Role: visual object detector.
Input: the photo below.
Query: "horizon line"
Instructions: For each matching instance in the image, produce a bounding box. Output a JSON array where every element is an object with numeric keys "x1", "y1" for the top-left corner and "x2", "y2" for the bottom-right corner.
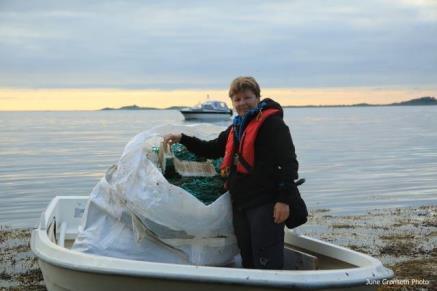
[{"x1": 1, "y1": 87, "x2": 436, "y2": 111}]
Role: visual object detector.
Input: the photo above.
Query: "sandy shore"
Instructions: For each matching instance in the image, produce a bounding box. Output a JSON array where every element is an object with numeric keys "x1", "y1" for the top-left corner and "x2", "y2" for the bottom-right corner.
[{"x1": 1, "y1": 205, "x2": 435, "y2": 291}]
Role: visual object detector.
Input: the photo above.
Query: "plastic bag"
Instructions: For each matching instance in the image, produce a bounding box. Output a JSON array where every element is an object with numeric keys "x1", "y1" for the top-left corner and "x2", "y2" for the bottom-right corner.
[{"x1": 72, "y1": 124, "x2": 239, "y2": 266}]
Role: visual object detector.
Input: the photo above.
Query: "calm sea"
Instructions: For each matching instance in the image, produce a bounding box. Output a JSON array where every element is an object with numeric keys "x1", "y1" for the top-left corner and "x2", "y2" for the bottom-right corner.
[{"x1": 1, "y1": 107, "x2": 437, "y2": 228}]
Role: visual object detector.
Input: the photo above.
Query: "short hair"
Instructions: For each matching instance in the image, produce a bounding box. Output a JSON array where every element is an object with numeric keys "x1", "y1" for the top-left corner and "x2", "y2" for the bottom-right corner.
[{"x1": 228, "y1": 76, "x2": 261, "y2": 99}]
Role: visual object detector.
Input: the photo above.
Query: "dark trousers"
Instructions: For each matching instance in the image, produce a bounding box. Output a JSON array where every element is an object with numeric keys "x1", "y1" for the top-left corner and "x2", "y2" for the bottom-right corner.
[{"x1": 232, "y1": 203, "x2": 285, "y2": 269}]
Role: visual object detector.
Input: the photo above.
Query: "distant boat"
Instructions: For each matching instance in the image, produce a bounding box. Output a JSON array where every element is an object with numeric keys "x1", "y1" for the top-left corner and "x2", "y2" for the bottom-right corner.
[
  {"x1": 31, "y1": 196, "x2": 393, "y2": 291},
  {"x1": 180, "y1": 100, "x2": 233, "y2": 121}
]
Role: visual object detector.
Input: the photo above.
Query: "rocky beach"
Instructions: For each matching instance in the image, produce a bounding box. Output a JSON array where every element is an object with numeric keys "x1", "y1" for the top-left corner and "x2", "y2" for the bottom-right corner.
[
  {"x1": 297, "y1": 205, "x2": 436, "y2": 290},
  {"x1": 1, "y1": 205, "x2": 435, "y2": 291}
]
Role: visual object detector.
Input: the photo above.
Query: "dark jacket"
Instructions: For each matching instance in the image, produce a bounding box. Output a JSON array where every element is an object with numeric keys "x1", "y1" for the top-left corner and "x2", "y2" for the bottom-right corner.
[{"x1": 180, "y1": 98, "x2": 300, "y2": 210}]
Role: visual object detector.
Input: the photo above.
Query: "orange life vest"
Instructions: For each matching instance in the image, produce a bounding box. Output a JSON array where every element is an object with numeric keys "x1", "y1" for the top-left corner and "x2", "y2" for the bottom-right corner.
[{"x1": 220, "y1": 108, "x2": 281, "y2": 177}]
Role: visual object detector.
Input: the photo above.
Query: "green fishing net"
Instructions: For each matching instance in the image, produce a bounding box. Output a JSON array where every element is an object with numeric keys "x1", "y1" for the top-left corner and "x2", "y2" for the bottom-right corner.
[{"x1": 162, "y1": 144, "x2": 226, "y2": 205}]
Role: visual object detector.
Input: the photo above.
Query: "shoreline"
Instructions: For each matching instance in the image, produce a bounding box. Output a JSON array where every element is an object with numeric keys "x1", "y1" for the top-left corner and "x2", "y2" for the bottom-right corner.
[{"x1": 1, "y1": 205, "x2": 435, "y2": 291}]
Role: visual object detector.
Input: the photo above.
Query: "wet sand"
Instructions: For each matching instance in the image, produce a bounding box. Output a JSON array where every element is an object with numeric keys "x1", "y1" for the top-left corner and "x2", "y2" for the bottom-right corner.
[{"x1": 1, "y1": 205, "x2": 435, "y2": 291}]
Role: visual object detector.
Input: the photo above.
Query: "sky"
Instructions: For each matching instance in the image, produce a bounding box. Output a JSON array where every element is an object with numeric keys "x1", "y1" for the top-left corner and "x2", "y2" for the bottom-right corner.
[{"x1": 0, "y1": 0, "x2": 436, "y2": 110}]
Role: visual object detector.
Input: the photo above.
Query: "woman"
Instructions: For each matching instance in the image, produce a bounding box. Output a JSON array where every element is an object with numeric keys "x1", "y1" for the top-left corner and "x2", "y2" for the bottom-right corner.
[{"x1": 164, "y1": 76, "x2": 300, "y2": 269}]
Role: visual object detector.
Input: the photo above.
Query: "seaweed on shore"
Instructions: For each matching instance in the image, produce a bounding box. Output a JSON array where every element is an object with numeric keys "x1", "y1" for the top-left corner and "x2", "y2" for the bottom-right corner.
[{"x1": 0, "y1": 227, "x2": 46, "y2": 291}]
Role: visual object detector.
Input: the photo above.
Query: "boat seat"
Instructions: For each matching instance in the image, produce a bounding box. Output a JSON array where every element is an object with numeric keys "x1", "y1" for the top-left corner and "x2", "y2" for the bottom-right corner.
[{"x1": 58, "y1": 222, "x2": 67, "y2": 248}]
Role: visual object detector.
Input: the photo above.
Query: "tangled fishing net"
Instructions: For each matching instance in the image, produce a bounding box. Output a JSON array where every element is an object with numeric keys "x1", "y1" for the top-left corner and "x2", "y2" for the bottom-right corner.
[{"x1": 162, "y1": 143, "x2": 226, "y2": 205}]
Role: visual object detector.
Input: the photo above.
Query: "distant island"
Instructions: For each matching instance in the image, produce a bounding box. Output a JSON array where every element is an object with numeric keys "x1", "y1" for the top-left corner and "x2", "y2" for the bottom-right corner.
[
  {"x1": 100, "y1": 96, "x2": 436, "y2": 110},
  {"x1": 390, "y1": 96, "x2": 437, "y2": 106},
  {"x1": 101, "y1": 104, "x2": 186, "y2": 111},
  {"x1": 283, "y1": 96, "x2": 437, "y2": 108},
  {"x1": 101, "y1": 105, "x2": 158, "y2": 111}
]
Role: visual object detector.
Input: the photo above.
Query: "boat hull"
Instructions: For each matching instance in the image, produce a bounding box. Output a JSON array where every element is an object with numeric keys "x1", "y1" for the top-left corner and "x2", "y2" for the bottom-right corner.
[
  {"x1": 180, "y1": 111, "x2": 232, "y2": 121},
  {"x1": 37, "y1": 258, "x2": 377, "y2": 291}
]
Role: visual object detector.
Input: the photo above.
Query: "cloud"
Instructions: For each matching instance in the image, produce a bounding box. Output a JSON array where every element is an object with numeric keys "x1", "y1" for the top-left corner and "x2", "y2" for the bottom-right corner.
[
  {"x1": 398, "y1": 0, "x2": 437, "y2": 21},
  {"x1": 0, "y1": 0, "x2": 436, "y2": 89}
]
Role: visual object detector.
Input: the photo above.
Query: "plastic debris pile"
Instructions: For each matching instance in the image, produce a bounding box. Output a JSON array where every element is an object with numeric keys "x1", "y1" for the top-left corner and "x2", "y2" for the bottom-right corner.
[{"x1": 72, "y1": 124, "x2": 238, "y2": 266}]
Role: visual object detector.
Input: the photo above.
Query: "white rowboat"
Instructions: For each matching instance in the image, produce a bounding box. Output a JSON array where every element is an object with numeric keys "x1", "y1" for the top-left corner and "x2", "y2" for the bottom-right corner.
[{"x1": 31, "y1": 196, "x2": 393, "y2": 291}]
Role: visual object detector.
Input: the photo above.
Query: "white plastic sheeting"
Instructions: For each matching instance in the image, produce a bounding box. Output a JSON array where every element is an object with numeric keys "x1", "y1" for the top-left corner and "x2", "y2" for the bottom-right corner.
[{"x1": 72, "y1": 124, "x2": 239, "y2": 266}]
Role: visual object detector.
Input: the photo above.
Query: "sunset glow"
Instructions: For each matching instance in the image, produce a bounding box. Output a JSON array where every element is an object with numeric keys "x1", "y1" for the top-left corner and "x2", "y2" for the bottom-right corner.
[{"x1": 0, "y1": 87, "x2": 435, "y2": 111}]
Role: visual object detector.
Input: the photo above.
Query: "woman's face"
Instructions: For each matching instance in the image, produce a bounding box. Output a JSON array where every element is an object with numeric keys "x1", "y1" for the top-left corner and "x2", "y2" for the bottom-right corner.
[{"x1": 231, "y1": 89, "x2": 260, "y2": 116}]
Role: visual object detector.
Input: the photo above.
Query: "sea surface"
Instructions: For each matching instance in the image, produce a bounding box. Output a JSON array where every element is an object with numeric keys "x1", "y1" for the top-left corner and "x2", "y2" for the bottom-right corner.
[{"x1": 1, "y1": 107, "x2": 437, "y2": 228}]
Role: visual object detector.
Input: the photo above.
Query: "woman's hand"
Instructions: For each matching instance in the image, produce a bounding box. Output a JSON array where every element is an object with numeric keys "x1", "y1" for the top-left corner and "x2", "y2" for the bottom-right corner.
[
  {"x1": 273, "y1": 202, "x2": 290, "y2": 224},
  {"x1": 163, "y1": 133, "x2": 182, "y2": 146}
]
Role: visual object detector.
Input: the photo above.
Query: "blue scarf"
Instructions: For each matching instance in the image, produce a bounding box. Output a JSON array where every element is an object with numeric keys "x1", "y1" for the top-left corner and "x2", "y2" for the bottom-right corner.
[{"x1": 232, "y1": 101, "x2": 267, "y2": 142}]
